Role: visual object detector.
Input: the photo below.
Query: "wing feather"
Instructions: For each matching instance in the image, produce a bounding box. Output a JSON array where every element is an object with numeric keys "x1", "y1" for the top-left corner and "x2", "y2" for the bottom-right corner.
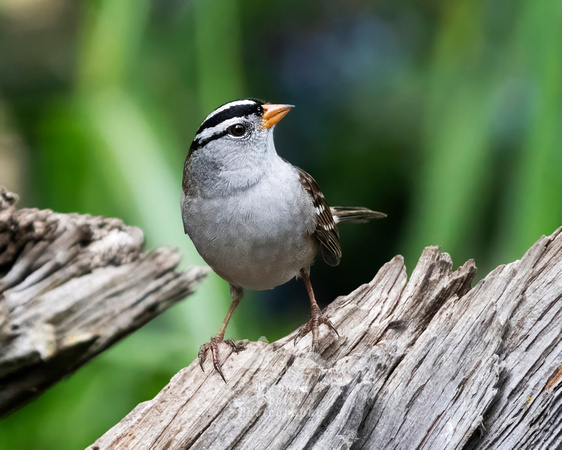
[{"x1": 295, "y1": 166, "x2": 341, "y2": 267}]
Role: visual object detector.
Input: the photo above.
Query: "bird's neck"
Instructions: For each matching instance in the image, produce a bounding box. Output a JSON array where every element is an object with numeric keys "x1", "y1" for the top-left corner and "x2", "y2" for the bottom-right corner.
[{"x1": 184, "y1": 145, "x2": 282, "y2": 199}]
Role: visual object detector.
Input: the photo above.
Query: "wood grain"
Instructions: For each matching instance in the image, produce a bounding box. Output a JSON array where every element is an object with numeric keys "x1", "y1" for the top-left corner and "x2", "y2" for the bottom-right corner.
[
  {"x1": 0, "y1": 189, "x2": 207, "y2": 417},
  {"x1": 90, "y1": 223, "x2": 562, "y2": 449}
]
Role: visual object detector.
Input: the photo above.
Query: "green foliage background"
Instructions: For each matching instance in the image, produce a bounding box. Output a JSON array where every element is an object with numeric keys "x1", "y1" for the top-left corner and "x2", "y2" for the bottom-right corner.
[{"x1": 0, "y1": 0, "x2": 560, "y2": 447}]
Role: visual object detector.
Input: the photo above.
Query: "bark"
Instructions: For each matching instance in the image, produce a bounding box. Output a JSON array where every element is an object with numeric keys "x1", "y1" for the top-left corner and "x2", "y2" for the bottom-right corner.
[
  {"x1": 0, "y1": 189, "x2": 207, "y2": 417},
  {"x1": 91, "y1": 226, "x2": 562, "y2": 450}
]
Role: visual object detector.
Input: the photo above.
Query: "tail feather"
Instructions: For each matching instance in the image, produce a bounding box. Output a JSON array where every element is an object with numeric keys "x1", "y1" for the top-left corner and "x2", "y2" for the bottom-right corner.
[{"x1": 331, "y1": 206, "x2": 387, "y2": 224}]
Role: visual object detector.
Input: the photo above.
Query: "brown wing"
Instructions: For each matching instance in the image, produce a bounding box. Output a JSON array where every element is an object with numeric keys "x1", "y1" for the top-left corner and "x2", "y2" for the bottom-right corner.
[{"x1": 295, "y1": 166, "x2": 342, "y2": 267}]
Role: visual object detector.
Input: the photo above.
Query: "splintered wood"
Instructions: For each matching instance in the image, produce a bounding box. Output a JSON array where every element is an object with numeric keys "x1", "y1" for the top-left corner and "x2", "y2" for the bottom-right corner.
[
  {"x1": 0, "y1": 189, "x2": 207, "y2": 417},
  {"x1": 91, "y1": 224, "x2": 562, "y2": 449}
]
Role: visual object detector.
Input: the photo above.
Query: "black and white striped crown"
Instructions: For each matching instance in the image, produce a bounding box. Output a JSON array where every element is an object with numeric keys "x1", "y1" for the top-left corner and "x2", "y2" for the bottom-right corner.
[{"x1": 190, "y1": 99, "x2": 265, "y2": 151}]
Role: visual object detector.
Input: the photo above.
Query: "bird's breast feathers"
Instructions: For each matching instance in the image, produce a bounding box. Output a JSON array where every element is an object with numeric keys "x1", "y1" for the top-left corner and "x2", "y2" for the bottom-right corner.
[{"x1": 182, "y1": 165, "x2": 317, "y2": 289}]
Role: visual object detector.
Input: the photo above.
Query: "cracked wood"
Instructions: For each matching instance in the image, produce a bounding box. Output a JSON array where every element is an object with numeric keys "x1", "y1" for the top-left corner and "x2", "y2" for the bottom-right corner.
[
  {"x1": 0, "y1": 189, "x2": 207, "y2": 417},
  {"x1": 90, "y1": 226, "x2": 562, "y2": 449}
]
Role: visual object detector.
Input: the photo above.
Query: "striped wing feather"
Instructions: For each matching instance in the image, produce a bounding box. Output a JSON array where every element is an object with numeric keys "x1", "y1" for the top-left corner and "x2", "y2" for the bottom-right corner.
[{"x1": 295, "y1": 166, "x2": 342, "y2": 267}]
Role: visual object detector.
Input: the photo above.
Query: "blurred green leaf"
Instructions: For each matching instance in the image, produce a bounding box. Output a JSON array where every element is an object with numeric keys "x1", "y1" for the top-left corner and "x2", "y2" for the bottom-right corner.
[
  {"x1": 402, "y1": 0, "x2": 497, "y2": 269},
  {"x1": 495, "y1": 0, "x2": 562, "y2": 264}
]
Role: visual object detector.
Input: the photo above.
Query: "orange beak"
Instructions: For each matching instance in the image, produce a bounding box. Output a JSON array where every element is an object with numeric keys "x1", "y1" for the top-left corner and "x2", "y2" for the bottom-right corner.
[{"x1": 261, "y1": 104, "x2": 293, "y2": 129}]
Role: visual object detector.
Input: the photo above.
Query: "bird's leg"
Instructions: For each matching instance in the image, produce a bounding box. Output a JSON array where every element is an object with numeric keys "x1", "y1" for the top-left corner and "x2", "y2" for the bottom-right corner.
[
  {"x1": 295, "y1": 269, "x2": 338, "y2": 351},
  {"x1": 198, "y1": 285, "x2": 244, "y2": 382}
]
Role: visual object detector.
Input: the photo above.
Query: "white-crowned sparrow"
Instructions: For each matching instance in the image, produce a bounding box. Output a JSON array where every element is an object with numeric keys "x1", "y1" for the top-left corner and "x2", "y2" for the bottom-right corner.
[{"x1": 182, "y1": 99, "x2": 386, "y2": 381}]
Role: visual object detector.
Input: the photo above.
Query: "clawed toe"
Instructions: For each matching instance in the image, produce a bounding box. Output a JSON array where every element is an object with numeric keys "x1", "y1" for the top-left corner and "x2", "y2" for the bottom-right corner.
[
  {"x1": 198, "y1": 336, "x2": 243, "y2": 383},
  {"x1": 224, "y1": 338, "x2": 244, "y2": 353},
  {"x1": 294, "y1": 310, "x2": 338, "y2": 350}
]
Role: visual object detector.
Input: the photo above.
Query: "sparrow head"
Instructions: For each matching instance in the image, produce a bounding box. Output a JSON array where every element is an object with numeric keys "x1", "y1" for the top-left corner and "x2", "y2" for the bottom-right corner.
[
  {"x1": 188, "y1": 99, "x2": 293, "y2": 158},
  {"x1": 183, "y1": 99, "x2": 293, "y2": 195}
]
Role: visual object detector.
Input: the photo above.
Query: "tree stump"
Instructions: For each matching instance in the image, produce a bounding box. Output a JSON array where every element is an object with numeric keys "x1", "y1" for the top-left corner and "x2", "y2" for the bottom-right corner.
[
  {"x1": 90, "y1": 227, "x2": 562, "y2": 450},
  {"x1": 0, "y1": 189, "x2": 207, "y2": 417}
]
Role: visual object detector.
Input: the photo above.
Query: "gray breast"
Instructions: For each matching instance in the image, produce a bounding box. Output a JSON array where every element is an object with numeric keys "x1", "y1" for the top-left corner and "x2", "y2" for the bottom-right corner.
[{"x1": 182, "y1": 162, "x2": 318, "y2": 290}]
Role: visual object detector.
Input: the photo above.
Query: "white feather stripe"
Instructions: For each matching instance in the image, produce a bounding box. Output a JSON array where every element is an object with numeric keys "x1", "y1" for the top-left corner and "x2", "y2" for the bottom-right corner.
[
  {"x1": 203, "y1": 99, "x2": 257, "y2": 122},
  {"x1": 195, "y1": 117, "x2": 246, "y2": 142}
]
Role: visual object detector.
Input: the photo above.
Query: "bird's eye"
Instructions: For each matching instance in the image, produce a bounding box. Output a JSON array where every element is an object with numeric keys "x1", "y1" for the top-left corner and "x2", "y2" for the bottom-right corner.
[{"x1": 228, "y1": 123, "x2": 247, "y2": 137}]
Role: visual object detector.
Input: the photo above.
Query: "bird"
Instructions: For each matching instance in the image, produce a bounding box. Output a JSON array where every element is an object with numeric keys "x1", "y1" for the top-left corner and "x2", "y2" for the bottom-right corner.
[{"x1": 181, "y1": 99, "x2": 386, "y2": 381}]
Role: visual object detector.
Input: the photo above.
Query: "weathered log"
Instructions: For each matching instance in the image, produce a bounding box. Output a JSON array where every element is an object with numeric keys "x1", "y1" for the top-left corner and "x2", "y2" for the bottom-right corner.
[
  {"x1": 90, "y1": 227, "x2": 562, "y2": 450},
  {"x1": 0, "y1": 189, "x2": 207, "y2": 417}
]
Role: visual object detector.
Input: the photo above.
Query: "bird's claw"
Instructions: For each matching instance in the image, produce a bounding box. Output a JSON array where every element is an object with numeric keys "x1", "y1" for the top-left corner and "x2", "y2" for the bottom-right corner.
[
  {"x1": 294, "y1": 309, "x2": 338, "y2": 350},
  {"x1": 198, "y1": 336, "x2": 243, "y2": 383}
]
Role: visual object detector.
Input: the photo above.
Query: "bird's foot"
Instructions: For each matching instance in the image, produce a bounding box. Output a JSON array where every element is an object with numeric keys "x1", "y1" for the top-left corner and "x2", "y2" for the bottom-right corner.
[
  {"x1": 294, "y1": 307, "x2": 338, "y2": 351},
  {"x1": 198, "y1": 335, "x2": 243, "y2": 383}
]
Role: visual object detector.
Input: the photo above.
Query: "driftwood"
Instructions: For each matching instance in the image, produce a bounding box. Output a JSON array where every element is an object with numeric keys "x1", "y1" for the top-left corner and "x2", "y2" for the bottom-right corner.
[
  {"x1": 91, "y1": 227, "x2": 562, "y2": 450},
  {"x1": 0, "y1": 190, "x2": 207, "y2": 417}
]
